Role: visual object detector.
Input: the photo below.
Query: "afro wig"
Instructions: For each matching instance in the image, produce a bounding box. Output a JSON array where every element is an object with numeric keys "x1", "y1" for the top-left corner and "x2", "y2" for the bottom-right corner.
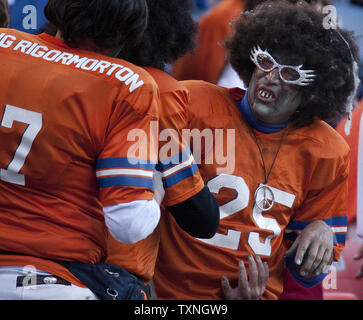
[
  {"x1": 119, "y1": 0, "x2": 197, "y2": 70},
  {"x1": 225, "y1": 0, "x2": 360, "y2": 126},
  {"x1": 45, "y1": 0, "x2": 148, "y2": 52}
]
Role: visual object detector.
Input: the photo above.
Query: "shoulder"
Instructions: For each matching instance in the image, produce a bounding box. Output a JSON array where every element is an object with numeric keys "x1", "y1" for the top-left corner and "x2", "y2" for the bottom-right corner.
[
  {"x1": 144, "y1": 67, "x2": 186, "y2": 95},
  {"x1": 109, "y1": 59, "x2": 159, "y2": 117},
  {"x1": 181, "y1": 80, "x2": 243, "y2": 119},
  {"x1": 144, "y1": 67, "x2": 190, "y2": 119},
  {"x1": 293, "y1": 119, "x2": 350, "y2": 159},
  {"x1": 1, "y1": 30, "x2": 159, "y2": 118}
]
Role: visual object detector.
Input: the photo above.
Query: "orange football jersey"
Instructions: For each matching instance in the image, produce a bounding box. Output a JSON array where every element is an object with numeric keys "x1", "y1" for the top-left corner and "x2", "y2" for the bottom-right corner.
[
  {"x1": 154, "y1": 81, "x2": 349, "y2": 299},
  {"x1": 0, "y1": 29, "x2": 160, "y2": 286},
  {"x1": 105, "y1": 67, "x2": 205, "y2": 282}
]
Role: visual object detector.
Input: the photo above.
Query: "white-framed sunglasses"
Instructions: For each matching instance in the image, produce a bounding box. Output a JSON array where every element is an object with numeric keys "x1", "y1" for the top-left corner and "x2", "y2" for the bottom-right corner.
[{"x1": 250, "y1": 45, "x2": 316, "y2": 86}]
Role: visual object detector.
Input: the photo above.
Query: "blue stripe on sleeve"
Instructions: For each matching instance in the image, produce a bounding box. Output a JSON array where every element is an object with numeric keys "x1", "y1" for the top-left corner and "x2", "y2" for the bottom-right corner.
[
  {"x1": 96, "y1": 157, "x2": 156, "y2": 170},
  {"x1": 156, "y1": 148, "x2": 192, "y2": 172},
  {"x1": 162, "y1": 162, "x2": 199, "y2": 189},
  {"x1": 334, "y1": 233, "x2": 346, "y2": 244},
  {"x1": 286, "y1": 220, "x2": 310, "y2": 230},
  {"x1": 323, "y1": 216, "x2": 348, "y2": 227},
  {"x1": 287, "y1": 216, "x2": 348, "y2": 231},
  {"x1": 97, "y1": 176, "x2": 154, "y2": 190},
  {"x1": 285, "y1": 251, "x2": 329, "y2": 288},
  {"x1": 284, "y1": 232, "x2": 346, "y2": 245}
]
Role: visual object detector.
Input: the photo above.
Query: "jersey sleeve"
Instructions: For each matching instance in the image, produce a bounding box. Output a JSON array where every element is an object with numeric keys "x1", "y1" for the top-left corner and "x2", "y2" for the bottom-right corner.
[
  {"x1": 96, "y1": 83, "x2": 160, "y2": 207},
  {"x1": 284, "y1": 147, "x2": 349, "y2": 262},
  {"x1": 156, "y1": 88, "x2": 204, "y2": 207}
]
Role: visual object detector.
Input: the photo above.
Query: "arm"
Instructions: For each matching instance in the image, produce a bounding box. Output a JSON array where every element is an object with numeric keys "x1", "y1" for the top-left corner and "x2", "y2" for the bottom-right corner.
[
  {"x1": 166, "y1": 185, "x2": 220, "y2": 239},
  {"x1": 153, "y1": 166, "x2": 220, "y2": 239},
  {"x1": 283, "y1": 147, "x2": 349, "y2": 287},
  {"x1": 153, "y1": 82, "x2": 220, "y2": 239},
  {"x1": 103, "y1": 199, "x2": 160, "y2": 244},
  {"x1": 285, "y1": 220, "x2": 334, "y2": 277},
  {"x1": 97, "y1": 77, "x2": 161, "y2": 244}
]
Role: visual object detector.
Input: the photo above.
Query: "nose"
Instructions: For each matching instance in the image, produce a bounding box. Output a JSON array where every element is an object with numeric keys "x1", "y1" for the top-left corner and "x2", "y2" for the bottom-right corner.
[{"x1": 264, "y1": 68, "x2": 280, "y2": 83}]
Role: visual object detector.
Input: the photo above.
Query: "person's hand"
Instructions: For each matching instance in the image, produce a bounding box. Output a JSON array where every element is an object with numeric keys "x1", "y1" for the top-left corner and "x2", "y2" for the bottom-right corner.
[
  {"x1": 152, "y1": 170, "x2": 165, "y2": 205},
  {"x1": 353, "y1": 242, "x2": 363, "y2": 279},
  {"x1": 285, "y1": 220, "x2": 334, "y2": 278},
  {"x1": 221, "y1": 254, "x2": 269, "y2": 300}
]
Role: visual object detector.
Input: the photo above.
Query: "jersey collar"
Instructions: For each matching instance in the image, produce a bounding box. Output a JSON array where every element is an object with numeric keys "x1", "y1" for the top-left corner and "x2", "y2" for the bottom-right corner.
[{"x1": 237, "y1": 90, "x2": 291, "y2": 134}]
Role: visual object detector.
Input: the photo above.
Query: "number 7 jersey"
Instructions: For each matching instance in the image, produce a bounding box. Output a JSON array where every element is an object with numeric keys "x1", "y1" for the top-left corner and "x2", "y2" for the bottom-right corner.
[
  {"x1": 154, "y1": 81, "x2": 349, "y2": 300},
  {"x1": 0, "y1": 29, "x2": 160, "y2": 285}
]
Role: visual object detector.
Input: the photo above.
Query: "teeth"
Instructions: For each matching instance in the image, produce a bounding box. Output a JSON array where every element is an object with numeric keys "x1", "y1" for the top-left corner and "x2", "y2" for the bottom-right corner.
[{"x1": 259, "y1": 89, "x2": 273, "y2": 99}]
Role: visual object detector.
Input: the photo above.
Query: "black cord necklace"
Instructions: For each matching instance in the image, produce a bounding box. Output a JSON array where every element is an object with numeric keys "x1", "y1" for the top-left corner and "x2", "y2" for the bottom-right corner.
[{"x1": 250, "y1": 127, "x2": 290, "y2": 211}]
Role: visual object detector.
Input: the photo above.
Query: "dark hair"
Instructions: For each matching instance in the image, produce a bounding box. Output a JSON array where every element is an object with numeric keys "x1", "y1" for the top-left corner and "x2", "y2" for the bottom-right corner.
[
  {"x1": 244, "y1": 0, "x2": 334, "y2": 11},
  {"x1": 118, "y1": 0, "x2": 197, "y2": 70},
  {"x1": 0, "y1": 0, "x2": 9, "y2": 28},
  {"x1": 44, "y1": 0, "x2": 148, "y2": 52},
  {"x1": 225, "y1": 0, "x2": 360, "y2": 126}
]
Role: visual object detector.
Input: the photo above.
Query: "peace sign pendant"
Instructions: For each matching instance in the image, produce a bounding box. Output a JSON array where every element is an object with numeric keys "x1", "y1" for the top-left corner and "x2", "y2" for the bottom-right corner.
[{"x1": 254, "y1": 184, "x2": 275, "y2": 211}]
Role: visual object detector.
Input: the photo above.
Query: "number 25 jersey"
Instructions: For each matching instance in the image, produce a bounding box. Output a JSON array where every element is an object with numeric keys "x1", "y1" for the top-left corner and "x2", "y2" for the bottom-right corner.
[{"x1": 154, "y1": 81, "x2": 349, "y2": 300}]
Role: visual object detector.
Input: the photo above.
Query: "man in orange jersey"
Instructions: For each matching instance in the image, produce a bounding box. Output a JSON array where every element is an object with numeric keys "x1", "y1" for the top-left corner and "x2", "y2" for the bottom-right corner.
[
  {"x1": 0, "y1": 0, "x2": 218, "y2": 300},
  {"x1": 115, "y1": 0, "x2": 339, "y2": 300},
  {"x1": 0, "y1": 0, "x2": 9, "y2": 27},
  {"x1": 153, "y1": 0, "x2": 360, "y2": 299},
  {"x1": 0, "y1": 0, "x2": 155, "y2": 300}
]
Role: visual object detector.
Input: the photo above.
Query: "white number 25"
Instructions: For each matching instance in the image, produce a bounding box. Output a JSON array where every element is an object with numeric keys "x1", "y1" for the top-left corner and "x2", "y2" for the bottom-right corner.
[
  {"x1": 1, "y1": 105, "x2": 42, "y2": 186},
  {"x1": 198, "y1": 174, "x2": 295, "y2": 256}
]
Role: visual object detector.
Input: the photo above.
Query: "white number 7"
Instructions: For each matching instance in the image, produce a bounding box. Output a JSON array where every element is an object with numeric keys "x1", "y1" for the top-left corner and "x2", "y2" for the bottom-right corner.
[{"x1": 1, "y1": 105, "x2": 42, "y2": 186}]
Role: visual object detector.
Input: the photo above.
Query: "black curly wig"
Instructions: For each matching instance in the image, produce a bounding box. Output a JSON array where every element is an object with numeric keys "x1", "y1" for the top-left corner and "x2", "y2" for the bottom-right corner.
[
  {"x1": 44, "y1": 0, "x2": 148, "y2": 52},
  {"x1": 225, "y1": 0, "x2": 360, "y2": 126},
  {"x1": 0, "y1": 0, "x2": 9, "y2": 28},
  {"x1": 119, "y1": 0, "x2": 197, "y2": 70}
]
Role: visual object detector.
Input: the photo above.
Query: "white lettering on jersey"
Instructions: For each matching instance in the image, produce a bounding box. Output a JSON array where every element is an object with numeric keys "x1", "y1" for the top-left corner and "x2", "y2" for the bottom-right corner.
[
  {"x1": 0, "y1": 105, "x2": 42, "y2": 186},
  {"x1": 2, "y1": 34, "x2": 144, "y2": 93}
]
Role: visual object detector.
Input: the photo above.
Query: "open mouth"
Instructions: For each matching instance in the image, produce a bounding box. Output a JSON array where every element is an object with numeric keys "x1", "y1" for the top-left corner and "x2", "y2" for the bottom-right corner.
[{"x1": 257, "y1": 85, "x2": 277, "y2": 102}]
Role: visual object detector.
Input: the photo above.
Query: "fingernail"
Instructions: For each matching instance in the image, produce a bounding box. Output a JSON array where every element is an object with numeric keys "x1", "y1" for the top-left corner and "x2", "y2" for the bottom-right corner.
[
  {"x1": 295, "y1": 258, "x2": 302, "y2": 265},
  {"x1": 300, "y1": 270, "x2": 307, "y2": 276}
]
